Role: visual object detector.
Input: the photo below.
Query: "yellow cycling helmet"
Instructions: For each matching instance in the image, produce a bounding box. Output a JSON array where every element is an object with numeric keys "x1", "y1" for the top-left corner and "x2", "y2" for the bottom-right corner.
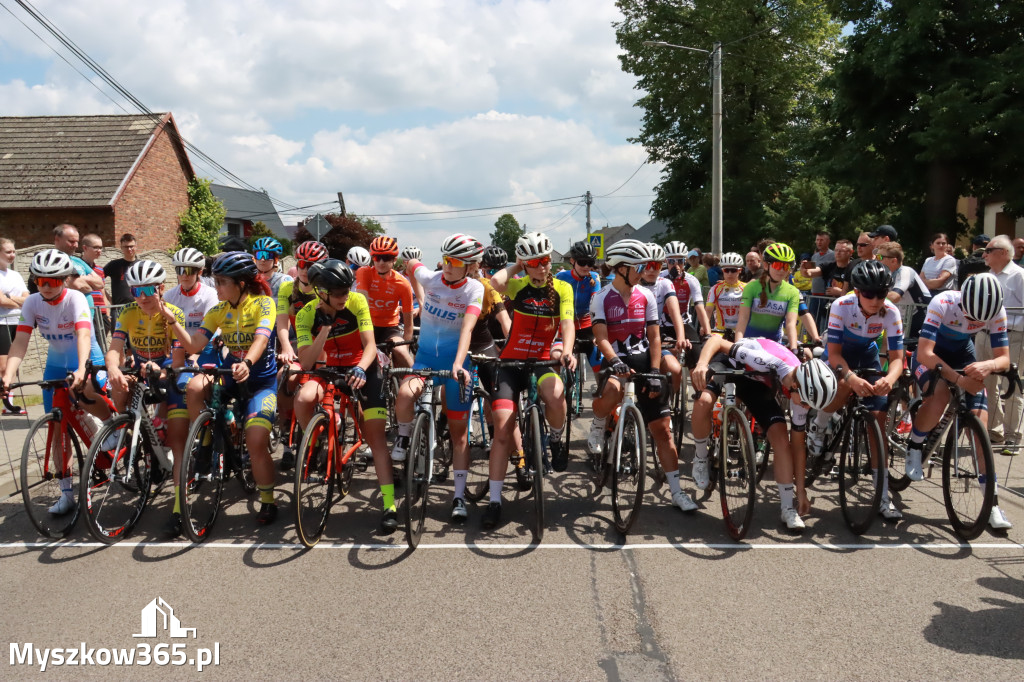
[{"x1": 763, "y1": 242, "x2": 795, "y2": 264}]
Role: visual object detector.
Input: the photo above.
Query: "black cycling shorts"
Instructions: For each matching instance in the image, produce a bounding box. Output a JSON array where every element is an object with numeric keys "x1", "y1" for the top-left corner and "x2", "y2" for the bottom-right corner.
[
  {"x1": 599, "y1": 354, "x2": 671, "y2": 423},
  {"x1": 704, "y1": 353, "x2": 787, "y2": 432}
]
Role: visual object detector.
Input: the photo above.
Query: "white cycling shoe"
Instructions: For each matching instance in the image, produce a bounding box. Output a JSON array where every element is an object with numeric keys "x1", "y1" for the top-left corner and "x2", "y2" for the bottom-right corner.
[
  {"x1": 672, "y1": 489, "x2": 698, "y2": 513},
  {"x1": 586, "y1": 420, "x2": 605, "y2": 456},
  {"x1": 780, "y1": 507, "x2": 805, "y2": 531},
  {"x1": 691, "y1": 457, "x2": 710, "y2": 490},
  {"x1": 989, "y1": 506, "x2": 1012, "y2": 530},
  {"x1": 905, "y1": 447, "x2": 924, "y2": 481}
]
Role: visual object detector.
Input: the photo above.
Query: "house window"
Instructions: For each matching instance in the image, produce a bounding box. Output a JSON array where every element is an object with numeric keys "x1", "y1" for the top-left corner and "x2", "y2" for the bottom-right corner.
[{"x1": 226, "y1": 222, "x2": 243, "y2": 238}]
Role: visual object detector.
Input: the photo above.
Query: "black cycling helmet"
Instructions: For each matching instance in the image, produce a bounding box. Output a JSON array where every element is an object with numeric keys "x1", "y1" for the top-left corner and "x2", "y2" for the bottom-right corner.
[
  {"x1": 850, "y1": 258, "x2": 894, "y2": 292},
  {"x1": 310, "y1": 258, "x2": 355, "y2": 290},
  {"x1": 211, "y1": 251, "x2": 258, "y2": 279},
  {"x1": 568, "y1": 240, "x2": 597, "y2": 261},
  {"x1": 482, "y1": 245, "x2": 508, "y2": 270}
]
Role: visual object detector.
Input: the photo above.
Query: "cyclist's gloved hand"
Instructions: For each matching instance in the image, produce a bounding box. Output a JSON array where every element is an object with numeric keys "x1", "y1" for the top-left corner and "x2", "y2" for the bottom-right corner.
[
  {"x1": 611, "y1": 360, "x2": 630, "y2": 376},
  {"x1": 645, "y1": 374, "x2": 665, "y2": 396},
  {"x1": 349, "y1": 366, "x2": 366, "y2": 382}
]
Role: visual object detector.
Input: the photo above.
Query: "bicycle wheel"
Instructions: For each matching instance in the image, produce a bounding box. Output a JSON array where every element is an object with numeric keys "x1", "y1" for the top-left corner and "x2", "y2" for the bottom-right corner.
[
  {"x1": 464, "y1": 400, "x2": 490, "y2": 503},
  {"x1": 432, "y1": 406, "x2": 452, "y2": 484},
  {"x1": 671, "y1": 381, "x2": 686, "y2": 456},
  {"x1": 404, "y1": 411, "x2": 431, "y2": 549},
  {"x1": 20, "y1": 412, "x2": 84, "y2": 539},
  {"x1": 81, "y1": 414, "x2": 152, "y2": 543},
  {"x1": 719, "y1": 406, "x2": 756, "y2": 540},
  {"x1": 179, "y1": 410, "x2": 225, "y2": 542},
  {"x1": 942, "y1": 412, "x2": 995, "y2": 541},
  {"x1": 885, "y1": 390, "x2": 916, "y2": 492},
  {"x1": 753, "y1": 421, "x2": 772, "y2": 484},
  {"x1": 526, "y1": 406, "x2": 546, "y2": 541},
  {"x1": 611, "y1": 404, "x2": 647, "y2": 534},
  {"x1": 295, "y1": 411, "x2": 334, "y2": 548},
  {"x1": 838, "y1": 411, "x2": 884, "y2": 535}
]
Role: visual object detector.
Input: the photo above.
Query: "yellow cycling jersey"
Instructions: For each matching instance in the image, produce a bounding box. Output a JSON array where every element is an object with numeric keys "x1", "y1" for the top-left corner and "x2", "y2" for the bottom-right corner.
[
  {"x1": 113, "y1": 301, "x2": 185, "y2": 361},
  {"x1": 199, "y1": 294, "x2": 277, "y2": 380},
  {"x1": 295, "y1": 292, "x2": 373, "y2": 367}
]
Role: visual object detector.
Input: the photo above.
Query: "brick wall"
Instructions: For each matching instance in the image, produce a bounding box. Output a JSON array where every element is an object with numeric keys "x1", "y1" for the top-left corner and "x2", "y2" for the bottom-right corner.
[
  {"x1": 0, "y1": 208, "x2": 115, "y2": 246},
  {"x1": 113, "y1": 125, "x2": 190, "y2": 250}
]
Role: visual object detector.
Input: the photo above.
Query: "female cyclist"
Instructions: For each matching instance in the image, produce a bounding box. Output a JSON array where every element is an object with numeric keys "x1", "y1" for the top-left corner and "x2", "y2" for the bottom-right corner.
[
  {"x1": 662, "y1": 240, "x2": 712, "y2": 365},
  {"x1": 252, "y1": 237, "x2": 292, "y2": 300},
  {"x1": 735, "y1": 242, "x2": 801, "y2": 351},
  {"x1": 637, "y1": 243, "x2": 686, "y2": 397},
  {"x1": 355, "y1": 236, "x2": 415, "y2": 369},
  {"x1": 705, "y1": 252, "x2": 747, "y2": 338},
  {"x1": 554, "y1": 240, "x2": 601, "y2": 366}
]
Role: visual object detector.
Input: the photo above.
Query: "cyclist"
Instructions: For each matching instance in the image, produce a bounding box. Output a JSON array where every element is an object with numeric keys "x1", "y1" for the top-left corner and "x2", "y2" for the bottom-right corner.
[
  {"x1": 662, "y1": 240, "x2": 712, "y2": 365},
  {"x1": 588, "y1": 239, "x2": 696, "y2": 512},
  {"x1": 735, "y1": 242, "x2": 801, "y2": 351},
  {"x1": 180, "y1": 251, "x2": 280, "y2": 525},
  {"x1": 164, "y1": 248, "x2": 219, "y2": 361},
  {"x1": 906, "y1": 273, "x2": 1013, "y2": 530},
  {"x1": 554, "y1": 240, "x2": 601, "y2": 367},
  {"x1": 705, "y1": 252, "x2": 747, "y2": 338},
  {"x1": 252, "y1": 237, "x2": 293, "y2": 301},
  {"x1": 1, "y1": 249, "x2": 112, "y2": 514},
  {"x1": 484, "y1": 232, "x2": 575, "y2": 527},
  {"x1": 292, "y1": 260, "x2": 399, "y2": 533},
  {"x1": 346, "y1": 246, "x2": 372, "y2": 272},
  {"x1": 399, "y1": 245, "x2": 426, "y2": 321},
  {"x1": 691, "y1": 336, "x2": 838, "y2": 530},
  {"x1": 105, "y1": 260, "x2": 192, "y2": 536},
  {"x1": 355, "y1": 236, "x2": 415, "y2": 369},
  {"x1": 275, "y1": 240, "x2": 330, "y2": 470},
  {"x1": 637, "y1": 243, "x2": 686, "y2": 396},
  {"x1": 392, "y1": 234, "x2": 484, "y2": 523},
  {"x1": 480, "y1": 246, "x2": 511, "y2": 343},
  {"x1": 805, "y1": 259, "x2": 905, "y2": 520}
]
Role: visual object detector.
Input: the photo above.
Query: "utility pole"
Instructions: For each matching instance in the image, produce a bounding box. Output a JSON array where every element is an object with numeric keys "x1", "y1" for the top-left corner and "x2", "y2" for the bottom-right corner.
[
  {"x1": 711, "y1": 41, "x2": 722, "y2": 256},
  {"x1": 337, "y1": 191, "x2": 346, "y2": 216},
  {"x1": 585, "y1": 190, "x2": 592, "y2": 241}
]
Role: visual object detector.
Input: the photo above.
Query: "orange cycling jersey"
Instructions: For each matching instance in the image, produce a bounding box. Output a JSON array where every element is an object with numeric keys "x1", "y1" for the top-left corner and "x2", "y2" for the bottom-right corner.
[{"x1": 354, "y1": 267, "x2": 414, "y2": 327}]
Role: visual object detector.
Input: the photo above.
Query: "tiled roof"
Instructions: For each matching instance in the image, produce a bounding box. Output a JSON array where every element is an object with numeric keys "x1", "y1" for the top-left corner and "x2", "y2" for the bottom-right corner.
[
  {"x1": 0, "y1": 113, "x2": 174, "y2": 209},
  {"x1": 210, "y1": 183, "x2": 286, "y2": 235}
]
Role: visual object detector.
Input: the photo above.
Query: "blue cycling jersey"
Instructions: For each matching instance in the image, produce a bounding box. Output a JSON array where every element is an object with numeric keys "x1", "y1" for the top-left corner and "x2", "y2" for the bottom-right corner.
[{"x1": 555, "y1": 268, "x2": 600, "y2": 321}]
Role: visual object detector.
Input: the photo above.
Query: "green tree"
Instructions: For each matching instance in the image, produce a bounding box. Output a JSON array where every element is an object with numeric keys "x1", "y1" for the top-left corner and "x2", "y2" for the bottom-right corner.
[
  {"x1": 293, "y1": 213, "x2": 374, "y2": 260},
  {"x1": 490, "y1": 213, "x2": 523, "y2": 257},
  {"x1": 177, "y1": 177, "x2": 226, "y2": 254},
  {"x1": 354, "y1": 214, "x2": 386, "y2": 239}
]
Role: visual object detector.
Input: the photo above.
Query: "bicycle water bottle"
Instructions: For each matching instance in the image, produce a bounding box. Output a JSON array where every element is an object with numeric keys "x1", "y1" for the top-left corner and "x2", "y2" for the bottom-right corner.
[
  {"x1": 711, "y1": 401, "x2": 723, "y2": 427},
  {"x1": 152, "y1": 416, "x2": 168, "y2": 445},
  {"x1": 80, "y1": 411, "x2": 104, "y2": 439}
]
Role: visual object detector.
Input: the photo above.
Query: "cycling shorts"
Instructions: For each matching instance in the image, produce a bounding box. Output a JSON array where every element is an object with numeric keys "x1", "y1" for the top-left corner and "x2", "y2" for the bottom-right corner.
[
  {"x1": 491, "y1": 364, "x2": 561, "y2": 413},
  {"x1": 704, "y1": 354, "x2": 788, "y2": 432},
  {"x1": 310, "y1": 360, "x2": 387, "y2": 420},
  {"x1": 598, "y1": 354, "x2": 671, "y2": 423},
  {"x1": 42, "y1": 343, "x2": 107, "y2": 412},
  {"x1": 411, "y1": 352, "x2": 473, "y2": 419},
  {"x1": 374, "y1": 325, "x2": 404, "y2": 346},
  {"x1": 832, "y1": 344, "x2": 888, "y2": 413},
  {"x1": 220, "y1": 374, "x2": 277, "y2": 432},
  {"x1": 911, "y1": 346, "x2": 987, "y2": 412}
]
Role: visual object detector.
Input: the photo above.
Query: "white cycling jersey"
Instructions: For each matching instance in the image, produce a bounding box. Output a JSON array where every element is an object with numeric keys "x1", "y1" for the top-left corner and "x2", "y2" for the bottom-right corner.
[
  {"x1": 920, "y1": 291, "x2": 1008, "y2": 354},
  {"x1": 826, "y1": 293, "x2": 904, "y2": 354}
]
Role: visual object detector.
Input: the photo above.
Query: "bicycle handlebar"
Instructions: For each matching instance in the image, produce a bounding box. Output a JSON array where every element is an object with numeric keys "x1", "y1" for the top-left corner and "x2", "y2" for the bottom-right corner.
[{"x1": 922, "y1": 362, "x2": 1023, "y2": 400}]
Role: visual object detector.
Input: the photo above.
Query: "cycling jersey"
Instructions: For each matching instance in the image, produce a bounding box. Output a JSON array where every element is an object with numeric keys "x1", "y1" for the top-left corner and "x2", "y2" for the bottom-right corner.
[
  {"x1": 354, "y1": 267, "x2": 414, "y2": 328},
  {"x1": 662, "y1": 267, "x2": 703, "y2": 323},
  {"x1": 640, "y1": 278, "x2": 677, "y2": 327},
  {"x1": 471, "y1": 276, "x2": 505, "y2": 350},
  {"x1": 825, "y1": 293, "x2": 904, "y2": 354},
  {"x1": 164, "y1": 282, "x2": 219, "y2": 337},
  {"x1": 919, "y1": 291, "x2": 1008, "y2": 355},
  {"x1": 707, "y1": 338, "x2": 808, "y2": 429},
  {"x1": 706, "y1": 280, "x2": 746, "y2": 331},
  {"x1": 409, "y1": 263, "x2": 483, "y2": 359},
  {"x1": 891, "y1": 265, "x2": 931, "y2": 305},
  {"x1": 501, "y1": 277, "x2": 574, "y2": 360},
  {"x1": 113, "y1": 302, "x2": 185, "y2": 362},
  {"x1": 295, "y1": 293, "x2": 373, "y2": 367},
  {"x1": 590, "y1": 285, "x2": 659, "y2": 359},
  {"x1": 554, "y1": 268, "x2": 600, "y2": 328},
  {"x1": 264, "y1": 271, "x2": 292, "y2": 301},
  {"x1": 740, "y1": 280, "x2": 801, "y2": 342},
  {"x1": 197, "y1": 295, "x2": 277, "y2": 381},
  {"x1": 276, "y1": 279, "x2": 318, "y2": 330}
]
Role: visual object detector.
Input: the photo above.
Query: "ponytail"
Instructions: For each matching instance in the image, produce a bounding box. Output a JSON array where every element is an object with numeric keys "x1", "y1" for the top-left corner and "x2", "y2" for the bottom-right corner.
[
  {"x1": 240, "y1": 272, "x2": 273, "y2": 298},
  {"x1": 546, "y1": 272, "x2": 558, "y2": 312},
  {"x1": 758, "y1": 268, "x2": 771, "y2": 307}
]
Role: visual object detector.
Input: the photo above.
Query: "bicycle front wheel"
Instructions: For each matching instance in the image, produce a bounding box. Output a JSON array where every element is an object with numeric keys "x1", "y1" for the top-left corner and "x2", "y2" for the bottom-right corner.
[
  {"x1": 885, "y1": 390, "x2": 916, "y2": 493},
  {"x1": 295, "y1": 411, "x2": 335, "y2": 547},
  {"x1": 942, "y1": 412, "x2": 994, "y2": 541},
  {"x1": 465, "y1": 398, "x2": 490, "y2": 503},
  {"x1": 526, "y1": 406, "x2": 546, "y2": 541},
  {"x1": 838, "y1": 411, "x2": 884, "y2": 535},
  {"x1": 404, "y1": 411, "x2": 431, "y2": 549},
  {"x1": 81, "y1": 415, "x2": 152, "y2": 543},
  {"x1": 719, "y1": 406, "x2": 756, "y2": 541},
  {"x1": 20, "y1": 412, "x2": 83, "y2": 539},
  {"x1": 179, "y1": 410, "x2": 225, "y2": 542},
  {"x1": 611, "y1": 404, "x2": 647, "y2": 535}
]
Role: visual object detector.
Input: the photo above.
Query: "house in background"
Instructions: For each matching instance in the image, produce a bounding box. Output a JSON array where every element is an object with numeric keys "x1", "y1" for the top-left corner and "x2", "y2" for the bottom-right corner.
[
  {"x1": 210, "y1": 183, "x2": 288, "y2": 241},
  {"x1": 631, "y1": 218, "x2": 671, "y2": 244},
  {"x1": 0, "y1": 113, "x2": 193, "y2": 249}
]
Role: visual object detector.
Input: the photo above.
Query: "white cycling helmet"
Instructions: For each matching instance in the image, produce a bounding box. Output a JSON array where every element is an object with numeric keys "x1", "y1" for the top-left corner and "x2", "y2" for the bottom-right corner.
[
  {"x1": 172, "y1": 247, "x2": 206, "y2": 268},
  {"x1": 400, "y1": 246, "x2": 422, "y2": 261},
  {"x1": 346, "y1": 246, "x2": 371, "y2": 268},
  {"x1": 30, "y1": 249, "x2": 76, "y2": 278},
  {"x1": 720, "y1": 252, "x2": 744, "y2": 268},
  {"x1": 664, "y1": 240, "x2": 689, "y2": 259},
  {"x1": 960, "y1": 273, "x2": 1003, "y2": 322},
  {"x1": 795, "y1": 358, "x2": 838, "y2": 411},
  {"x1": 646, "y1": 243, "x2": 666, "y2": 262},
  {"x1": 441, "y1": 233, "x2": 485, "y2": 263},
  {"x1": 515, "y1": 232, "x2": 553, "y2": 260},
  {"x1": 126, "y1": 260, "x2": 167, "y2": 287},
  {"x1": 605, "y1": 239, "x2": 654, "y2": 267}
]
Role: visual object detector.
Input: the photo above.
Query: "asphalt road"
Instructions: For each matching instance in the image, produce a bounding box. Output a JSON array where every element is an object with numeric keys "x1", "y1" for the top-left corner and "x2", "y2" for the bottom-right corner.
[{"x1": 1, "y1": 407, "x2": 1022, "y2": 680}]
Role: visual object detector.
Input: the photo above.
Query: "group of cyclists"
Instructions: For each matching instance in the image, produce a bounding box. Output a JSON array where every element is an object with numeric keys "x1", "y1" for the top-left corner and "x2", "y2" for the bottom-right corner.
[{"x1": 1, "y1": 229, "x2": 1015, "y2": 540}]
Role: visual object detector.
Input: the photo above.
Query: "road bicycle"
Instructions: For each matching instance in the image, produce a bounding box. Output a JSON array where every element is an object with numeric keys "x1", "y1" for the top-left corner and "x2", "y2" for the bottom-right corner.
[
  {"x1": 882, "y1": 341, "x2": 920, "y2": 491},
  {"x1": 464, "y1": 366, "x2": 502, "y2": 503}
]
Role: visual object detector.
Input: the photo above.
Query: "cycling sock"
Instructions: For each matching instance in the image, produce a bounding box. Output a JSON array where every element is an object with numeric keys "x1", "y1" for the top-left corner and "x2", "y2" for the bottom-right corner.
[
  {"x1": 489, "y1": 479, "x2": 503, "y2": 503},
  {"x1": 549, "y1": 423, "x2": 565, "y2": 440},
  {"x1": 453, "y1": 470, "x2": 468, "y2": 500},
  {"x1": 910, "y1": 428, "x2": 928, "y2": 446},
  {"x1": 397, "y1": 421, "x2": 413, "y2": 438},
  {"x1": 666, "y1": 469, "x2": 682, "y2": 495},
  {"x1": 778, "y1": 483, "x2": 795, "y2": 510},
  {"x1": 591, "y1": 415, "x2": 604, "y2": 428},
  {"x1": 694, "y1": 437, "x2": 709, "y2": 460},
  {"x1": 380, "y1": 483, "x2": 395, "y2": 511},
  {"x1": 173, "y1": 486, "x2": 181, "y2": 514},
  {"x1": 59, "y1": 476, "x2": 74, "y2": 498},
  {"x1": 258, "y1": 484, "x2": 274, "y2": 505}
]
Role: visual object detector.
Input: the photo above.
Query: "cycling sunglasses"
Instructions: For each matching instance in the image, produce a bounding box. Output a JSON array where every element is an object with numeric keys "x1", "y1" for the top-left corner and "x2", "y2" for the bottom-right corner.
[
  {"x1": 36, "y1": 276, "x2": 64, "y2": 288},
  {"x1": 131, "y1": 285, "x2": 159, "y2": 298},
  {"x1": 253, "y1": 250, "x2": 276, "y2": 261},
  {"x1": 722, "y1": 267, "x2": 741, "y2": 274},
  {"x1": 373, "y1": 254, "x2": 396, "y2": 263},
  {"x1": 316, "y1": 286, "x2": 350, "y2": 299},
  {"x1": 524, "y1": 256, "x2": 551, "y2": 268},
  {"x1": 667, "y1": 258, "x2": 685, "y2": 265},
  {"x1": 443, "y1": 255, "x2": 468, "y2": 268},
  {"x1": 574, "y1": 258, "x2": 596, "y2": 268},
  {"x1": 857, "y1": 289, "x2": 888, "y2": 300},
  {"x1": 769, "y1": 261, "x2": 792, "y2": 271},
  {"x1": 175, "y1": 266, "x2": 199, "y2": 276},
  {"x1": 297, "y1": 260, "x2": 318, "y2": 269},
  {"x1": 645, "y1": 260, "x2": 663, "y2": 271}
]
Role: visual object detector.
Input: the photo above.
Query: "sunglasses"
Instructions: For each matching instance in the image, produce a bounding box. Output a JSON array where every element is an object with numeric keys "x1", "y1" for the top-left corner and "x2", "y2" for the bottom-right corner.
[
  {"x1": 857, "y1": 289, "x2": 888, "y2": 300},
  {"x1": 769, "y1": 261, "x2": 792, "y2": 271},
  {"x1": 667, "y1": 258, "x2": 685, "y2": 265},
  {"x1": 645, "y1": 261, "x2": 663, "y2": 271},
  {"x1": 36, "y1": 276, "x2": 64, "y2": 288},
  {"x1": 297, "y1": 260, "x2": 318, "y2": 269},
  {"x1": 722, "y1": 268, "x2": 741, "y2": 274},
  {"x1": 524, "y1": 256, "x2": 551, "y2": 268},
  {"x1": 317, "y1": 287, "x2": 350, "y2": 299},
  {"x1": 253, "y1": 250, "x2": 276, "y2": 261},
  {"x1": 176, "y1": 266, "x2": 199, "y2": 276},
  {"x1": 857, "y1": 243, "x2": 871, "y2": 248},
  {"x1": 131, "y1": 285, "x2": 159, "y2": 298},
  {"x1": 373, "y1": 254, "x2": 396, "y2": 263},
  {"x1": 984, "y1": 247, "x2": 1004, "y2": 254},
  {"x1": 575, "y1": 259, "x2": 596, "y2": 268},
  {"x1": 443, "y1": 255, "x2": 468, "y2": 268}
]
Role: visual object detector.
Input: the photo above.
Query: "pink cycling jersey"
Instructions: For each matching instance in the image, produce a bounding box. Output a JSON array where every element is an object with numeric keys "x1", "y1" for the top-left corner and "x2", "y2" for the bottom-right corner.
[{"x1": 590, "y1": 285, "x2": 659, "y2": 358}]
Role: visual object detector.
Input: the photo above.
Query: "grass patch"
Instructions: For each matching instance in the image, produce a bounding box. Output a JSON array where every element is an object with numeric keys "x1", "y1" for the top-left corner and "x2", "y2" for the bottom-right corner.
[{"x1": 9, "y1": 395, "x2": 43, "y2": 407}]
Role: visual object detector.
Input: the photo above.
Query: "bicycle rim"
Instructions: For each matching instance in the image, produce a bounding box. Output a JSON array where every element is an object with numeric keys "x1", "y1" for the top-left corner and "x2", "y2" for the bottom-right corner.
[
  {"x1": 404, "y1": 412, "x2": 431, "y2": 548},
  {"x1": 528, "y1": 408, "x2": 545, "y2": 542},
  {"x1": 20, "y1": 412, "x2": 82, "y2": 539},
  {"x1": 612, "y1": 405, "x2": 647, "y2": 535},
  {"x1": 719, "y1": 407, "x2": 756, "y2": 541},
  {"x1": 942, "y1": 413, "x2": 994, "y2": 541},
  {"x1": 464, "y1": 411, "x2": 490, "y2": 503},
  {"x1": 82, "y1": 415, "x2": 151, "y2": 543},
  {"x1": 885, "y1": 391, "x2": 915, "y2": 493},
  {"x1": 179, "y1": 411, "x2": 224, "y2": 542},
  {"x1": 839, "y1": 413, "x2": 883, "y2": 535},
  {"x1": 432, "y1": 404, "x2": 452, "y2": 484},
  {"x1": 295, "y1": 412, "x2": 334, "y2": 547}
]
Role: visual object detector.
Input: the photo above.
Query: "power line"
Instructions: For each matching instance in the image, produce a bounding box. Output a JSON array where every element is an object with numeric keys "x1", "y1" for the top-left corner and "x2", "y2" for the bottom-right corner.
[
  {"x1": 364, "y1": 195, "x2": 582, "y2": 218},
  {"x1": 595, "y1": 159, "x2": 650, "y2": 198}
]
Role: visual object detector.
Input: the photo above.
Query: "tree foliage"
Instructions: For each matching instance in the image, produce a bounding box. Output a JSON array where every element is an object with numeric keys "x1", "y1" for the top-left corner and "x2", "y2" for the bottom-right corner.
[
  {"x1": 489, "y1": 213, "x2": 524, "y2": 258},
  {"x1": 293, "y1": 213, "x2": 375, "y2": 260},
  {"x1": 177, "y1": 177, "x2": 227, "y2": 255}
]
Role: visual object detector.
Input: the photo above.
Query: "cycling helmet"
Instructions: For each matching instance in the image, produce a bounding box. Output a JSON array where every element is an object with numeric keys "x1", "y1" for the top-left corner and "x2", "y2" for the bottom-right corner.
[
  {"x1": 172, "y1": 247, "x2": 206, "y2": 268},
  {"x1": 763, "y1": 242, "x2": 796, "y2": 265},
  {"x1": 664, "y1": 241, "x2": 689, "y2": 259},
  {"x1": 850, "y1": 259, "x2": 893, "y2": 292},
  {"x1": 720, "y1": 252, "x2": 744, "y2": 268},
  {"x1": 794, "y1": 358, "x2": 838, "y2": 411},
  {"x1": 30, "y1": 249, "x2": 76, "y2": 278},
  {"x1": 295, "y1": 241, "x2": 329, "y2": 263},
  {"x1": 346, "y1": 246, "x2": 371, "y2": 268},
  {"x1": 211, "y1": 251, "x2": 258, "y2": 279},
  {"x1": 370, "y1": 236, "x2": 399, "y2": 257},
  {"x1": 310, "y1": 258, "x2": 355, "y2": 290},
  {"x1": 646, "y1": 243, "x2": 666, "y2": 262},
  {"x1": 568, "y1": 240, "x2": 597, "y2": 261},
  {"x1": 440, "y1": 233, "x2": 485, "y2": 263},
  {"x1": 252, "y1": 237, "x2": 283, "y2": 256},
  {"x1": 401, "y1": 246, "x2": 422, "y2": 261},
  {"x1": 482, "y1": 245, "x2": 508, "y2": 270},
  {"x1": 125, "y1": 260, "x2": 167, "y2": 287},
  {"x1": 515, "y1": 232, "x2": 554, "y2": 260},
  {"x1": 605, "y1": 239, "x2": 653, "y2": 267},
  {"x1": 960, "y1": 273, "x2": 1003, "y2": 322}
]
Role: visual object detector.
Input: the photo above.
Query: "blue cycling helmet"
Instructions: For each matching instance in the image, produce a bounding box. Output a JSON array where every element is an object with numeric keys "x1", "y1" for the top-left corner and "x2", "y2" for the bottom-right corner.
[
  {"x1": 211, "y1": 251, "x2": 258, "y2": 279},
  {"x1": 252, "y1": 237, "x2": 283, "y2": 256}
]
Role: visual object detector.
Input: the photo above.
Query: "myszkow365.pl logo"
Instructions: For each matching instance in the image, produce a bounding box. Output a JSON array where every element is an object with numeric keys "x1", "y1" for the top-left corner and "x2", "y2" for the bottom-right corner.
[{"x1": 9, "y1": 597, "x2": 220, "y2": 673}]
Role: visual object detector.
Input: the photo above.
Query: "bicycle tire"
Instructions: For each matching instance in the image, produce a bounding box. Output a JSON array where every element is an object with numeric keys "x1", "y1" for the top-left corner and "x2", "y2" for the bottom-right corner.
[
  {"x1": 719, "y1": 406, "x2": 756, "y2": 541},
  {"x1": 885, "y1": 390, "x2": 916, "y2": 493},
  {"x1": 179, "y1": 410, "x2": 225, "y2": 542},
  {"x1": 81, "y1": 414, "x2": 152, "y2": 543},
  {"x1": 611, "y1": 404, "x2": 647, "y2": 534},
  {"x1": 838, "y1": 411, "x2": 884, "y2": 535},
  {"x1": 432, "y1": 405, "x2": 452, "y2": 484},
  {"x1": 524, "y1": 406, "x2": 546, "y2": 541},
  {"x1": 942, "y1": 412, "x2": 995, "y2": 541},
  {"x1": 753, "y1": 421, "x2": 771, "y2": 485},
  {"x1": 404, "y1": 411, "x2": 431, "y2": 549},
  {"x1": 671, "y1": 380, "x2": 686, "y2": 456},
  {"x1": 231, "y1": 411, "x2": 257, "y2": 495},
  {"x1": 20, "y1": 412, "x2": 84, "y2": 539},
  {"x1": 295, "y1": 411, "x2": 334, "y2": 548}
]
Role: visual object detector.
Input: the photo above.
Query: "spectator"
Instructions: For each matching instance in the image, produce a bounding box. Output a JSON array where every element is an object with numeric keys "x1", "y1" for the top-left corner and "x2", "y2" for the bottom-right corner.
[
  {"x1": 704, "y1": 253, "x2": 722, "y2": 286},
  {"x1": 920, "y1": 232, "x2": 958, "y2": 295},
  {"x1": 52, "y1": 225, "x2": 103, "y2": 307},
  {"x1": 958, "y1": 234, "x2": 990, "y2": 285},
  {"x1": 806, "y1": 230, "x2": 834, "y2": 330},
  {"x1": 792, "y1": 253, "x2": 813, "y2": 293},
  {"x1": 869, "y1": 224, "x2": 898, "y2": 257},
  {"x1": 0, "y1": 238, "x2": 29, "y2": 414},
  {"x1": 1014, "y1": 237, "x2": 1024, "y2": 267},
  {"x1": 802, "y1": 239, "x2": 858, "y2": 300},
  {"x1": 103, "y1": 232, "x2": 138, "y2": 306},
  {"x1": 878, "y1": 242, "x2": 931, "y2": 337},
  {"x1": 854, "y1": 231, "x2": 874, "y2": 263},
  {"x1": 80, "y1": 233, "x2": 112, "y2": 334},
  {"x1": 741, "y1": 250, "x2": 762, "y2": 283},
  {"x1": 978, "y1": 235, "x2": 1024, "y2": 453},
  {"x1": 687, "y1": 249, "x2": 709, "y2": 288}
]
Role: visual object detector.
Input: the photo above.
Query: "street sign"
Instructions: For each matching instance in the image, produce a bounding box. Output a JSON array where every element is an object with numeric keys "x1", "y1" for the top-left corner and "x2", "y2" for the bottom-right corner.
[
  {"x1": 588, "y1": 232, "x2": 604, "y2": 260},
  {"x1": 308, "y1": 213, "x2": 332, "y2": 240}
]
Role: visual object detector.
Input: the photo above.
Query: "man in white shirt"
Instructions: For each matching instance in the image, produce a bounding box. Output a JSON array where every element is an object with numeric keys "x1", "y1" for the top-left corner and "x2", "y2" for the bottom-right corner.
[{"x1": 979, "y1": 235, "x2": 1024, "y2": 452}]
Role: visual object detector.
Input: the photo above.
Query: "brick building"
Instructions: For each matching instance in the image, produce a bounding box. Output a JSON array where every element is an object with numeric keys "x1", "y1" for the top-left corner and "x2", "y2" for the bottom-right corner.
[{"x1": 0, "y1": 113, "x2": 193, "y2": 249}]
